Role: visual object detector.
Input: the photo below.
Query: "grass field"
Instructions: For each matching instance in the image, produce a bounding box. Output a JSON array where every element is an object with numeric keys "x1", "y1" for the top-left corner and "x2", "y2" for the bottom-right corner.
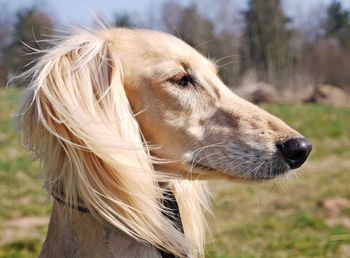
[{"x1": 0, "y1": 88, "x2": 350, "y2": 258}]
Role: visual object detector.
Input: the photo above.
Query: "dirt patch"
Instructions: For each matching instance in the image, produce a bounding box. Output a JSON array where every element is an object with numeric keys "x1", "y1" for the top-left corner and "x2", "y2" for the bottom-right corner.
[
  {"x1": 319, "y1": 197, "x2": 350, "y2": 218},
  {"x1": 3, "y1": 217, "x2": 49, "y2": 229},
  {"x1": 0, "y1": 216, "x2": 48, "y2": 246},
  {"x1": 339, "y1": 244, "x2": 350, "y2": 258},
  {"x1": 318, "y1": 197, "x2": 350, "y2": 230}
]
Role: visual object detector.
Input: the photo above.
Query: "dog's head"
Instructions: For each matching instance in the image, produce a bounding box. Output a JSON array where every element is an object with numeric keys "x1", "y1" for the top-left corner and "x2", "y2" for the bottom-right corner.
[
  {"x1": 110, "y1": 29, "x2": 312, "y2": 181},
  {"x1": 17, "y1": 28, "x2": 311, "y2": 257}
]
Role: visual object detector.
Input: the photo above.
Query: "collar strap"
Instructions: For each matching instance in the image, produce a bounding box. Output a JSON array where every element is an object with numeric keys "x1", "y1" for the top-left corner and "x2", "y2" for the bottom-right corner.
[
  {"x1": 51, "y1": 189, "x2": 184, "y2": 258},
  {"x1": 51, "y1": 191, "x2": 90, "y2": 213}
]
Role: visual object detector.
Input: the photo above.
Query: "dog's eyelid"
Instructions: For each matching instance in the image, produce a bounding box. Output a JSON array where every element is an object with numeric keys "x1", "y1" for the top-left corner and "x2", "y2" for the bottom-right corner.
[{"x1": 169, "y1": 72, "x2": 196, "y2": 88}]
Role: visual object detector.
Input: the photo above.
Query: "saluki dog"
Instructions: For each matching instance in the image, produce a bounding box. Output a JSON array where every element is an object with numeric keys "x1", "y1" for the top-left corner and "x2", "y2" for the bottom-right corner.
[{"x1": 16, "y1": 28, "x2": 312, "y2": 258}]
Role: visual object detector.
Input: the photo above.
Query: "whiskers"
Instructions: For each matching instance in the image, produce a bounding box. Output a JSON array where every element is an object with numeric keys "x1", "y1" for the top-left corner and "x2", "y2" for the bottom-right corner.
[
  {"x1": 187, "y1": 143, "x2": 225, "y2": 179},
  {"x1": 183, "y1": 140, "x2": 293, "y2": 183}
]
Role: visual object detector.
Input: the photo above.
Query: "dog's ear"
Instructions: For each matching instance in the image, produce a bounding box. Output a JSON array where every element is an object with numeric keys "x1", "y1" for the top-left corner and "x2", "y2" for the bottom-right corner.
[{"x1": 17, "y1": 30, "x2": 188, "y2": 256}]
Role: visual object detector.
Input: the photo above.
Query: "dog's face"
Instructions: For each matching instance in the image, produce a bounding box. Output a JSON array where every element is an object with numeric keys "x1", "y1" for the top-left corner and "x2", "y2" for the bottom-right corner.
[{"x1": 109, "y1": 29, "x2": 312, "y2": 181}]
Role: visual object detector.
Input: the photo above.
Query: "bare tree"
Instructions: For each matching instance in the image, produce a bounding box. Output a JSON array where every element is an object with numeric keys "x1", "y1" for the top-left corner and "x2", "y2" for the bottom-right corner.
[
  {"x1": 303, "y1": 38, "x2": 350, "y2": 90},
  {"x1": 3, "y1": 7, "x2": 54, "y2": 83}
]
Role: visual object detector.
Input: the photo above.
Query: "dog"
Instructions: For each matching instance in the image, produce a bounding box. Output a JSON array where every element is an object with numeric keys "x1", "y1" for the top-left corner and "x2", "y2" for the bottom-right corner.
[{"x1": 16, "y1": 28, "x2": 312, "y2": 258}]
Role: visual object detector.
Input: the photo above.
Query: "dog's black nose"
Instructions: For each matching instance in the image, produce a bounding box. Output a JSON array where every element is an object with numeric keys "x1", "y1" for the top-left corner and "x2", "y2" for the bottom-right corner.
[{"x1": 277, "y1": 138, "x2": 312, "y2": 169}]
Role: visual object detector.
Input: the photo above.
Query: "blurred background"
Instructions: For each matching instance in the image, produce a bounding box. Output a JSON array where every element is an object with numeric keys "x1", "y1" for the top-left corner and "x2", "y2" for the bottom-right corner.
[{"x1": 0, "y1": 0, "x2": 349, "y2": 257}]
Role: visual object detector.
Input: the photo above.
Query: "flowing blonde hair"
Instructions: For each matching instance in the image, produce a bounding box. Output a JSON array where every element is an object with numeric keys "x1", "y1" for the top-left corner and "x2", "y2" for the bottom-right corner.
[{"x1": 16, "y1": 29, "x2": 209, "y2": 257}]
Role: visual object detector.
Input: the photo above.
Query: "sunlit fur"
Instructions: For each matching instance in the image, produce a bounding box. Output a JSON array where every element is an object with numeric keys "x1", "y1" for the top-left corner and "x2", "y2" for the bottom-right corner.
[{"x1": 16, "y1": 28, "x2": 304, "y2": 258}]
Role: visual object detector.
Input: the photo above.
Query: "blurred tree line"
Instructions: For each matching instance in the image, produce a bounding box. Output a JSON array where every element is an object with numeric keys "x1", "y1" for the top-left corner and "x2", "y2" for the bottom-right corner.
[
  {"x1": 0, "y1": 6, "x2": 53, "y2": 85},
  {"x1": 1, "y1": 0, "x2": 350, "y2": 92}
]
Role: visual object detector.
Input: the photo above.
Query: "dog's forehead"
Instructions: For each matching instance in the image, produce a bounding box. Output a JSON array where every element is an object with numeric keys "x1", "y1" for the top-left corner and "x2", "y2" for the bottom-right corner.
[{"x1": 112, "y1": 28, "x2": 216, "y2": 73}]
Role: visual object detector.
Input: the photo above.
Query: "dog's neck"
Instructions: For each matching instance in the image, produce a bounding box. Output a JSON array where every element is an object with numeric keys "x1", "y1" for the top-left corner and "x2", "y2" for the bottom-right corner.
[
  {"x1": 39, "y1": 201, "x2": 162, "y2": 258},
  {"x1": 39, "y1": 181, "x2": 207, "y2": 258}
]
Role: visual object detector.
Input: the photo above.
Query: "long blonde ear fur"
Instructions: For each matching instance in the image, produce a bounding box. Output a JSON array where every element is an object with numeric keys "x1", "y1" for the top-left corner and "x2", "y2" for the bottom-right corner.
[{"x1": 15, "y1": 29, "x2": 198, "y2": 257}]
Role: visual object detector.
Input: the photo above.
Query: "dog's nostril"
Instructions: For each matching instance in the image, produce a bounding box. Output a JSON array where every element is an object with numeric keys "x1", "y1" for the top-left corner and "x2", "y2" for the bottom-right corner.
[{"x1": 276, "y1": 138, "x2": 312, "y2": 169}]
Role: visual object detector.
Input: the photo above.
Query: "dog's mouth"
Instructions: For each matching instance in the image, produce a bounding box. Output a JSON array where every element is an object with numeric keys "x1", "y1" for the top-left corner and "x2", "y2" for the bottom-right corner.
[{"x1": 190, "y1": 155, "x2": 291, "y2": 181}]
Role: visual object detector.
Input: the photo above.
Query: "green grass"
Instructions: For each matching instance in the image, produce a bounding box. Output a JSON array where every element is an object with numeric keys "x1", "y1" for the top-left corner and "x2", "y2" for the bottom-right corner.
[
  {"x1": 0, "y1": 88, "x2": 349, "y2": 258},
  {"x1": 0, "y1": 88, "x2": 47, "y2": 258},
  {"x1": 0, "y1": 239, "x2": 44, "y2": 258}
]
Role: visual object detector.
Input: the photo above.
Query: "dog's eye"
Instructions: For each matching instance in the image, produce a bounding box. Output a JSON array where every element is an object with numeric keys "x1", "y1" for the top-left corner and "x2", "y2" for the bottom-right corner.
[
  {"x1": 171, "y1": 74, "x2": 193, "y2": 87},
  {"x1": 177, "y1": 75, "x2": 192, "y2": 86}
]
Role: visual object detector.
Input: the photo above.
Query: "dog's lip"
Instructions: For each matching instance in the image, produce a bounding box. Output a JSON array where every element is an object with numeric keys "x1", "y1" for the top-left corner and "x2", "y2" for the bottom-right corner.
[
  {"x1": 242, "y1": 174, "x2": 278, "y2": 181},
  {"x1": 192, "y1": 161, "x2": 289, "y2": 181},
  {"x1": 192, "y1": 162, "x2": 216, "y2": 172}
]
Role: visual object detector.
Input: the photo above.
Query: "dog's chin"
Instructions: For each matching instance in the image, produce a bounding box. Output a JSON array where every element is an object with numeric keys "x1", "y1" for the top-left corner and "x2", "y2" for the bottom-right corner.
[{"x1": 191, "y1": 161, "x2": 291, "y2": 182}]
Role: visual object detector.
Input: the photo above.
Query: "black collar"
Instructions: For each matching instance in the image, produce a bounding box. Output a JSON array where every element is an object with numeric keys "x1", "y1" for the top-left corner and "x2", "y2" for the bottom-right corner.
[
  {"x1": 51, "y1": 189, "x2": 184, "y2": 258},
  {"x1": 51, "y1": 191, "x2": 90, "y2": 213}
]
